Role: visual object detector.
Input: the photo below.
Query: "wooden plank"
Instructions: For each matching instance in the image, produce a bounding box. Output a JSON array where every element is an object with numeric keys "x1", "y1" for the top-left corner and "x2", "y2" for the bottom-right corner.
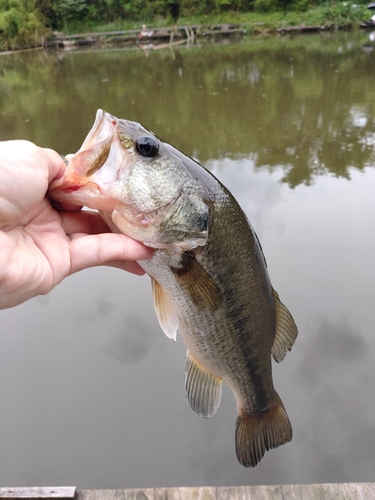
[
  {"x1": 216, "y1": 483, "x2": 375, "y2": 499},
  {"x1": 0, "y1": 488, "x2": 76, "y2": 499},
  {"x1": 76, "y1": 490, "x2": 156, "y2": 500},
  {"x1": 2, "y1": 484, "x2": 375, "y2": 500},
  {"x1": 76, "y1": 484, "x2": 375, "y2": 500}
]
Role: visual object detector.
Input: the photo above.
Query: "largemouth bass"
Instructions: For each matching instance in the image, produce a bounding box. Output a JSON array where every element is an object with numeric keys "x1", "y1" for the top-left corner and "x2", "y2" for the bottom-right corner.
[{"x1": 48, "y1": 109, "x2": 298, "y2": 467}]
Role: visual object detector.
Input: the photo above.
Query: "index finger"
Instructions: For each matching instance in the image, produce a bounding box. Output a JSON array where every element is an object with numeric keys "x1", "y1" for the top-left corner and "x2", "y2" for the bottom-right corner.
[{"x1": 59, "y1": 209, "x2": 115, "y2": 235}]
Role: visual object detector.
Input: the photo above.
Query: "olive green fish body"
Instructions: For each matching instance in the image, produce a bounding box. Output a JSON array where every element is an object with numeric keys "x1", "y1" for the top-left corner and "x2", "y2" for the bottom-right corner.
[
  {"x1": 141, "y1": 182, "x2": 275, "y2": 403},
  {"x1": 138, "y1": 173, "x2": 293, "y2": 466},
  {"x1": 48, "y1": 110, "x2": 298, "y2": 467}
]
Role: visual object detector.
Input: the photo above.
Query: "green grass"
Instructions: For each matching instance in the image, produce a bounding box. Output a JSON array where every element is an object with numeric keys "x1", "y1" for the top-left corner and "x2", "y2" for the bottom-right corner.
[
  {"x1": 63, "y1": 3, "x2": 371, "y2": 35},
  {"x1": 175, "y1": 3, "x2": 370, "y2": 30}
]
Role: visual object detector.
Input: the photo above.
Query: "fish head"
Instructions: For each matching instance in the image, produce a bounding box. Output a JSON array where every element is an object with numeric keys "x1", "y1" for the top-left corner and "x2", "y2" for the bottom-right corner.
[{"x1": 49, "y1": 109, "x2": 210, "y2": 250}]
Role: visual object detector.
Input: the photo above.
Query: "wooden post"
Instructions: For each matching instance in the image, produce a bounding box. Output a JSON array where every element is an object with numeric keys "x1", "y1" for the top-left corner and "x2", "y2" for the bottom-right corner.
[{"x1": 0, "y1": 488, "x2": 76, "y2": 499}]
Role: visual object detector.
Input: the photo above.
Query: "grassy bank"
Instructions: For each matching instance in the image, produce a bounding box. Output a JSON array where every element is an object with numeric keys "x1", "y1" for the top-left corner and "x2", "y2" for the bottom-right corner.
[
  {"x1": 65, "y1": 3, "x2": 371, "y2": 34},
  {"x1": 0, "y1": 1, "x2": 372, "y2": 51}
]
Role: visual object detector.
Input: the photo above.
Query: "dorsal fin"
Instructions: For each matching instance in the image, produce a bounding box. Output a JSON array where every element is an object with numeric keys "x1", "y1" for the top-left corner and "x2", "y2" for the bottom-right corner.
[
  {"x1": 185, "y1": 351, "x2": 222, "y2": 418},
  {"x1": 271, "y1": 289, "x2": 298, "y2": 363},
  {"x1": 151, "y1": 278, "x2": 179, "y2": 341}
]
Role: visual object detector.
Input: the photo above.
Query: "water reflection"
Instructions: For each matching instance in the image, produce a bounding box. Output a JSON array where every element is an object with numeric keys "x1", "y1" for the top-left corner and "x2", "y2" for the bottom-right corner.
[
  {"x1": 105, "y1": 314, "x2": 152, "y2": 365},
  {"x1": 295, "y1": 317, "x2": 375, "y2": 482},
  {"x1": 1, "y1": 31, "x2": 375, "y2": 488},
  {"x1": 1, "y1": 31, "x2": 375, "y2": 184}
]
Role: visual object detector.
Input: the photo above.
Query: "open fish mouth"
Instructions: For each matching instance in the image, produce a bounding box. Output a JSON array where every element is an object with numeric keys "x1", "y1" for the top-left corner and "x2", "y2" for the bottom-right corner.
[
  {"x1": 79, "y1": 109, "x2": 117, "y2": 153},
  {"x1": 48, "y1": 111, "x2": 123, "y2": 207}
]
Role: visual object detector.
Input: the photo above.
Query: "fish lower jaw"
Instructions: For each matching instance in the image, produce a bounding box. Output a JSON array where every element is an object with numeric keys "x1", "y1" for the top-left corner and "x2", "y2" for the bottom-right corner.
[{"x1": 48, "y1": 183, "x2": 116, "y2": 212}]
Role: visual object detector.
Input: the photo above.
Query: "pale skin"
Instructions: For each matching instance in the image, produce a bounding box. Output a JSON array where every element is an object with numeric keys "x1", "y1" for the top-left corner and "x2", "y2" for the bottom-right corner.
[{"x1": 0, "y1": 140, "x2": 153, "y2": 309}]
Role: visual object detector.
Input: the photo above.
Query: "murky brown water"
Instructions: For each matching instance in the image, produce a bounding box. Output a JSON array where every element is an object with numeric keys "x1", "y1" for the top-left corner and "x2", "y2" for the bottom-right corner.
[{"x1": 1, "y1": 31, "x2": 375, "y2": 488}]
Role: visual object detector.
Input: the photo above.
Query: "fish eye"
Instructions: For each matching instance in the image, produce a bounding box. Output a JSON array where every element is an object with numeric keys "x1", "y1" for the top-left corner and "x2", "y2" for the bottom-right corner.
[{"x1": 135, "y1": 136, "x2": 159, "y2": 158}]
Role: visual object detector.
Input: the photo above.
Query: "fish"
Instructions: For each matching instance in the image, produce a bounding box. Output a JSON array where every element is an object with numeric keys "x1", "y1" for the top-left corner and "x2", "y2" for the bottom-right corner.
[{"x1": 48, "y1": 109, "x2": 298, "y2": 467}]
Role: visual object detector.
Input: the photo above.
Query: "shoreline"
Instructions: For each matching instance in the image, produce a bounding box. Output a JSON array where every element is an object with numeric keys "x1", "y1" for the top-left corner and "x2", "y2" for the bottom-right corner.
[
  {"x1": 2, "y1": 18, "x2": 374, "y2": 55},
  {"x1": 1, "y1": 2, "x2": 372, "y2": 53}
]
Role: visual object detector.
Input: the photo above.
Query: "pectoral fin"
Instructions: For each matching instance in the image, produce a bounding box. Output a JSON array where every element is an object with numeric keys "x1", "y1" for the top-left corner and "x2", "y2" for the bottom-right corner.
[
  {"x1": 151, "y1": 279, "x2": 179, "y2": 341},
  {"x1": 185, "y1": 351, "x2": 222, "y2": 418},
  {"x1": 271, "y1": 289, "x2": 298, "y2": 362},
  {"x1": 171, "y1": 253, "x2": 223, "y2": 312}
]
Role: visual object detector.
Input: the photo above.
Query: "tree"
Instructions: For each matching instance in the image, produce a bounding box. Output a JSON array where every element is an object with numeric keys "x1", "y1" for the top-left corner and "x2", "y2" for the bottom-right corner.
[
  {"x1": 0, "y1": 0, "x2": 47, "y2": 49},
  {"x1": 53, "y1": 0, "x2": 89, "y2": 31}
]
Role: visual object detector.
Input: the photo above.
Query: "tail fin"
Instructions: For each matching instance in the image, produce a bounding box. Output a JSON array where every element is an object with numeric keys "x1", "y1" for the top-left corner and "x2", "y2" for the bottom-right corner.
[{"x1": 235, "y1": 393, "x2": 292, "y2": 467}]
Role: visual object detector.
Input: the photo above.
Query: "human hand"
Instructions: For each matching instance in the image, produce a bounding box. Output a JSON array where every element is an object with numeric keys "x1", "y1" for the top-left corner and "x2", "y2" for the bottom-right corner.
[{"x1": 0, "y1": 140, "x2": 153, "y2": 309}]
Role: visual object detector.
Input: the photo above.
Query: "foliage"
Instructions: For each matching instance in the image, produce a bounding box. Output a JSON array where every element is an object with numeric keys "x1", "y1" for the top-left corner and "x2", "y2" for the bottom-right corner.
[
  {"x1": 0, "y1": 0, "x2": 48, "y2": 49},
  {"x1": 53, "y1": 0, "x2": 89, "y2": 23},
  {"x1": 0, "y1": 0, "x2": 372, "y2": 49},
  {"x1": 321, "y1": 2, "x2": 369, "y2": 27},
  {"x1": 253, "y1": 0, "x2": 280, "y2": 13}
]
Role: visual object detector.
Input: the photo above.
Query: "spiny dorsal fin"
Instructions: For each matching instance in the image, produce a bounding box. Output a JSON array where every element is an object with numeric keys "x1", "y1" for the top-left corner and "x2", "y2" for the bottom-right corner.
[
  {"x1": 151, "y1": 278, "x2": 179, "y2": 341},
  {"x1": 185, "y1": 351, "x2": 222, "y2": 418},
  {"x1": 171, "y1": 253, "x2": 223, "y2": 312},
  {"x1": 235, "y1": 391, "x2": 292, "y2": 467},
  {"x1": 271, "y1": 289, "x2": 298, "y2": 363}
]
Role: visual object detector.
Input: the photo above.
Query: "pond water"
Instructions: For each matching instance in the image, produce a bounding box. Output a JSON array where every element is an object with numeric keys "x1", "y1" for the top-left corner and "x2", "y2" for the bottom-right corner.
[{"x1": 1, "y1": 30, "x2": 375, "y2": 488}]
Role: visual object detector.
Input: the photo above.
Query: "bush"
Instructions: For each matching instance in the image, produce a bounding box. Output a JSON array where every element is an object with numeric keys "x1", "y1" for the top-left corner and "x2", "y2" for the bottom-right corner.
[
  {"x1": 0, "y1": 0, "x2": 48, "y2": 49},
  {"x1": 253, "y1": 0, "x2": 279, "y2": 13},
  {"x1": 254, "y1": 0, "x2": 309, "y2": 13},
  {"x1": 321, "y1": 1, "x2": 369, "y2": 26}
]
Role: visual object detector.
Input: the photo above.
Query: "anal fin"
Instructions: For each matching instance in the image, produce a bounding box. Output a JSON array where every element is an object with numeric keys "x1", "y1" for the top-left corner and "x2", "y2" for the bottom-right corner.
[
  {"x1": 235, "y1": 392, "x2": 292, "y2": 467},
  {"x1": 185, "y1": 351, "x2": 222, "y2": 418},
  {"x1": 271, "y1": 289, "x2": 298, "y2": 363},
  {"x1": 151, "y1": 278, "x2": 179, "y2": 341}
]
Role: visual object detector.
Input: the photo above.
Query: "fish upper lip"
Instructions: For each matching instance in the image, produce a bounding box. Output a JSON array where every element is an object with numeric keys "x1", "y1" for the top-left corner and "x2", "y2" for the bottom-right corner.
[{"x1": 81, "y1": 109, "x2": 115, "y2": 149}]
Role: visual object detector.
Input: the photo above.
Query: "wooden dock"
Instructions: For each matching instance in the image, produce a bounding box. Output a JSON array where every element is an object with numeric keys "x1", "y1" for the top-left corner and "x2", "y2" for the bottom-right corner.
[
  {"x1": 278, "y1": 24, "x2": 333, "y2": 34},
  {"x1": 51, "y1": 24, "x2": 248, "y2": 49},
  {"x1": 1, "y1": 484, "x2": 375, "y2": 500}
]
